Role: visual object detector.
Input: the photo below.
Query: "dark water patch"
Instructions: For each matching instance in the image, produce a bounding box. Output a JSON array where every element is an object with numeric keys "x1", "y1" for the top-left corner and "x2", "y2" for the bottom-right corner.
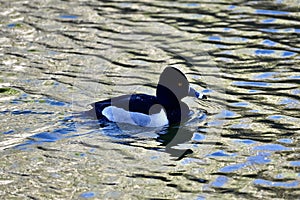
[
  {"x1": 3, "y1": 130, "x2": 15, "y2": 135},
  {"x1": 79, "y1": 191, "x2": 96, "y2": 199},
  {"x1": 128, "y1": 173, "x2": 171, "y2": 182},
  {"x1": 10, "y1": 110, "x2": 54, "y2": 115},
  {"x1": 253, "y1": 144, "x2": 290, "y2": 151},
  {"x1": 290, "y1": 161, "x2": 300, "y2": 167},
  {"x1": 254, "y1": 178, "x2": 300, "y2": 188},
  {"x1": 59, "y1": 14, "x2": 79, "y2": 19},
  {"x1": 255, "y1": 9, "x2": 290, "y2": 16},
  {"x1": 207, "y1": 150, "x2": 236, "y2": 157},
  {"x1": 210, "y1": 175, "x2": 229, "y2": 187}
]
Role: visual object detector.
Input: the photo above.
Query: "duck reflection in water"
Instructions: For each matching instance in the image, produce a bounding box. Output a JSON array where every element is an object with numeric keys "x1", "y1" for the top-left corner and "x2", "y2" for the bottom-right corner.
[
  {"x1": 81, "y1": 103, "x2": 206, "y2": 160},
  {"x1": 78, "y1": 118, "x2": 205, "y2": 160},
  {"x1": 156, "y1": 125, "x2": 197, "y2": 160}
]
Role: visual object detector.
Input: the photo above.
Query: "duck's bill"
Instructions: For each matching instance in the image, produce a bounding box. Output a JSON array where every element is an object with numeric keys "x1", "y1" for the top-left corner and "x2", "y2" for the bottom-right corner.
[{"x1": 188, "y1": 86, "x2": 207, "y2": 99}]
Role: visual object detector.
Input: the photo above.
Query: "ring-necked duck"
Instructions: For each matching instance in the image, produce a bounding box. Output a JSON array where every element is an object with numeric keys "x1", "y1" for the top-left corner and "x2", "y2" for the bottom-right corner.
[{"x1": 90, "y1": 67, "x2": 206, "y2": 127}]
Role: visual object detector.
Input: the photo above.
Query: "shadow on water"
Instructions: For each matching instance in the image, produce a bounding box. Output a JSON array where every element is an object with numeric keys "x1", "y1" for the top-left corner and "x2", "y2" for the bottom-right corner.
[{"x1": 73, "y1": 109, "x2": 207, "y2": 160}]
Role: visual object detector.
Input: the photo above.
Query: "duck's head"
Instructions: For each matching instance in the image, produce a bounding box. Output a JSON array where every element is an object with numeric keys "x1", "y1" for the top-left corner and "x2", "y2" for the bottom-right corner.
[{"x1": 156, "y1": 67, "x2": 206, "y2": 107}]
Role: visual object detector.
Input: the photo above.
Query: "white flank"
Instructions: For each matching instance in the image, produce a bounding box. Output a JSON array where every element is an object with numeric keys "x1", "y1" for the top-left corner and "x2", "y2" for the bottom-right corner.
[{"x1": 102, "y1": 106, "x2": 168, "y2": 127}]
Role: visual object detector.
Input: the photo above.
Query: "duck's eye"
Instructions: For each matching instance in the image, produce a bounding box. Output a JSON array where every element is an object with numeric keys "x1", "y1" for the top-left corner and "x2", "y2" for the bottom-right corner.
[{"x1": 178, "y1": 82, "x2": 182, "y2": 87}]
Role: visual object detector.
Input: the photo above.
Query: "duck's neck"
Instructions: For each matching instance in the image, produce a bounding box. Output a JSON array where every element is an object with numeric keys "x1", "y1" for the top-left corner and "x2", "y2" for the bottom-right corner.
[
  {"x1": 156, "y1": 84, "x2": 181, "y2": 108},
  {"x1": 164, "y1": 102, "x2": 190, "y2": 124}
]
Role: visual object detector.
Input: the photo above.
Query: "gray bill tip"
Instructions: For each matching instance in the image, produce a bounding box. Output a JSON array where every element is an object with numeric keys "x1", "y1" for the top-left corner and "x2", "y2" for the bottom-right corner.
[{"x1": 189, "y1": 87, "x2": 207, "y2": 99}]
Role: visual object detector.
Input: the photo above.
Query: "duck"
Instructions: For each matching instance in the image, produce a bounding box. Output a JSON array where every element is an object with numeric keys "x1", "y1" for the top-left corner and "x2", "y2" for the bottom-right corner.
[{"x1": 89, "y1": 67, "x2": 207, "y2": 127}]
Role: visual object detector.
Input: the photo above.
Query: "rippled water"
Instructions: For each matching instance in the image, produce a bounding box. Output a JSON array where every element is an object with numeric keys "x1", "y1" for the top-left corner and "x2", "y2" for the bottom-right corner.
[{"x1": 1, "y1": 0, "x2": 300, "y2": 199}]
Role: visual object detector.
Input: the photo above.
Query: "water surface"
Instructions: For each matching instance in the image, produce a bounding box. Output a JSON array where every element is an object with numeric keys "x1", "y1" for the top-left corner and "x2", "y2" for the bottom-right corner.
[{"x1": 0, "y1": 0, "x2": 299, "y2": 199}]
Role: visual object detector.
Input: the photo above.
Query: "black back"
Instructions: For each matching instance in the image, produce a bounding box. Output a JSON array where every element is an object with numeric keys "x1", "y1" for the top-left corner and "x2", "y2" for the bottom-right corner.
[{"x1": 92, "y1": 94, "x2": 160, "y2": 118}]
